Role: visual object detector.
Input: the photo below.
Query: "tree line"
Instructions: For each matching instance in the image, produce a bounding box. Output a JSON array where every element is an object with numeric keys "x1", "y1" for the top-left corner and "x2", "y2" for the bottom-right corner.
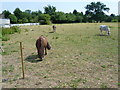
[{"x1": 2, "y1": 2, "x2": 120, "y2": 24}]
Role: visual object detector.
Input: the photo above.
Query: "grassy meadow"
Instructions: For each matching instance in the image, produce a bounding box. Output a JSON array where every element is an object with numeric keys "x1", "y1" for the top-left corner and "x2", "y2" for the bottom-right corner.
[{"x1": 2, "y1": 23, "x2": 118, "y2": 88}]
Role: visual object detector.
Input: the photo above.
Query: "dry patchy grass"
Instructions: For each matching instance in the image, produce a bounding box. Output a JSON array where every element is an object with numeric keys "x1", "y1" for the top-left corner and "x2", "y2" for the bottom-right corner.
[{"x1": 2, "y1": 23, "x2": 118, "y2": 88}]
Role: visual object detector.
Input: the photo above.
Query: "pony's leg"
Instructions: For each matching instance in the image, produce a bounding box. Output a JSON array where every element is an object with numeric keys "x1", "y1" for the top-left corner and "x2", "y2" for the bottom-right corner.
[
  {"x1": 107, "y1": 31, "x2": 110, "y2": 35},
  {"x1": 106, "y1": 31, "x2": 108, "y2": 35},
  {"x1": 37, "y1": 48, "x2": 39, "y2": 55},
  {"x1": 100, "y1": 30, "x2": 103, "y2": 35},
  {"x1": 45, "y1": 48, "x2": 47, "y2": 55}
]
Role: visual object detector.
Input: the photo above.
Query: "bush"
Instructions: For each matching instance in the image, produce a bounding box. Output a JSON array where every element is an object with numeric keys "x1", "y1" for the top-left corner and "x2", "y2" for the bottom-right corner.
[
  {"x1": 40, "y1": 20, "x2": 51, "y2": 25},
  {"x1": 46, "y1": 20, "x2": 52, "y2": 25},
  {"x1": 38, "y1": 14, "x2": 51, "y2": 25},
  {"x1": 112, "y1": 19, "x2": 118, "y2": 22},
  {"x1": 2, "y1": 28, "x2": 13, "y2": 35},
  {"x1": 2, "y1": 26, "x2": 21, "y2": 35},
  {"x1": 2, "y1": 26, "x2": 21, "y2": 41},
  {"x1": 2, "y1": 35, "x2": 10, "y2": 41},
  {"x1": 11, "y1": 26, "x2": 21, "y2": 33}
]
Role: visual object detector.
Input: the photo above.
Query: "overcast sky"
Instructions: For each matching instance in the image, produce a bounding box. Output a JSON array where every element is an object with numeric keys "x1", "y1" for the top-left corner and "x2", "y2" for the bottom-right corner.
[{"x1": 0, "y1": 0, "x2": 119, "y2": 15}]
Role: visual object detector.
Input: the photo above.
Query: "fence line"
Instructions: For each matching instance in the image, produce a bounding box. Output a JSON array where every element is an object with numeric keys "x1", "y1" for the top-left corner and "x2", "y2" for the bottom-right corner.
[{"x1": 1, "y1": 23, "x2": 39, "y2": 28}]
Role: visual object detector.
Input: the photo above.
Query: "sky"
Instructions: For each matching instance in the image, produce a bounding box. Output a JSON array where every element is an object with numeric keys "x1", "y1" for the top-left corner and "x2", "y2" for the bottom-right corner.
[{"x1": 0, "y1": 0, "x2": 119, "y2": 15}]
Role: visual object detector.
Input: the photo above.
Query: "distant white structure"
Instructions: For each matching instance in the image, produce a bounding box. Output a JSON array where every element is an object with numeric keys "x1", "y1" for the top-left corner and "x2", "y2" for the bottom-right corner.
[
  {"x1": 10, "y1": 23, "x2": 39, "y2": 27},
  {"x1": 0, "y1": 19, "x2": 10, "y2": 28},
  {"x1": 0, "y1": 19, "x2": 39, "y2": 28}
]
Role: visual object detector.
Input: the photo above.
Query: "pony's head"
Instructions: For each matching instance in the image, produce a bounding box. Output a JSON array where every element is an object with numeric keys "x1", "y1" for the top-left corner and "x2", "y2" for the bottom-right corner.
[{"x1": 47, "y1": 42, "x2": 51, "y2": 50}]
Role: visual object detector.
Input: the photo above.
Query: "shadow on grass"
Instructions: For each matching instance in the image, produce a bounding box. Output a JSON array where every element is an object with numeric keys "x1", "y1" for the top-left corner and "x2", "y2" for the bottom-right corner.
[
  {"x1": 95, "y1": 34, "x2": 110, "y2": 36},
  {"x1": 25, "y1": 54, "x2": 42, "y2": 63},
  {"x1": 49, "y1": 31, "x2": 54, "y2": 33}
]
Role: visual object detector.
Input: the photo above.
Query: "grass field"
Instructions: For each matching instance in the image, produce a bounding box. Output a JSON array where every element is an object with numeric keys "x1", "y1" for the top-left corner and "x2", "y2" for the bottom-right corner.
[{"x1": 2, "y1": 23, "x2": 118, "y2": 88}]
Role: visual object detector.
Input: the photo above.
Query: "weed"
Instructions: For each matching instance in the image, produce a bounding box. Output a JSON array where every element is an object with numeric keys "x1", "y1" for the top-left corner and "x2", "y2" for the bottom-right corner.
[
  {"x1": 69, "y1": 83, "x2": 78, "y2": 88},
  {"x1": 8, "y1": 65, "x2": 14, "y2": 72},
  {"x1": 43, "y1": 75, "x2": 48, "y2": 78},
  {"x1": 96, "y1": 78, "x2": 101, "y2": 80},
  {"x1": 3, "y1": 62, "x2": 8, "y2": 64},
  {"x1": 53, "y1": 86, "x2": 61, "y2": 88},
  {"x1": 100, "y1": 83, "x2": 108, "y2": 88},
  {"x1": 101, "y1": 65, "x2": 107, "y2": 68},
  {"x1": 2, "y1": 43, "x2": 4, "y2": 46},
  {"x1": 61, "y1": 78, "x2": 88, "y2": 88},
  {"x1": 3, "y1": 65, "x2": 14, "y2": 73},
  {"x1": 31, "y1": 52, "x2": 35, "y2": 55},
  {"x1": 2, "y1": 51, "x2": 9, "y2": 55},
  {"x1": 2, "y1": 67, "x2": 7, "y2": 73},
  {"x1": 118, "y1": 83, "x2": 120, "y2": 86},
  {"x1": 25, "y1": 28, "x2": 29, "y2": 32},
  {"x1": 11, "y1": 50, "x2": 18, "y2": 52},
  {"x1": 71, "y1": 78, "x2": 83, "y2": 83},
  {"x1": 11, "y1": 26, "x2": 21, "y2": 33}
]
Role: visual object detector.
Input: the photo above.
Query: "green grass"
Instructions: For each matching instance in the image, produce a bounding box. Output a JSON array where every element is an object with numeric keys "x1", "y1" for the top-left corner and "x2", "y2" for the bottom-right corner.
[
  {"x1": 1, "y1": 51, "x2": 9, "y2": 55},
  {"x1": 2, "y1": 23, "x2": 118, "y2": 88},
  {"x1": 118, "y1": 83, "x2": 120, "y2": 86},
  {"x1": 2, "y1": 35, "x2": 10, "y2": 41},
  {"x1": 2, "y1": 26, "x2": 21, "y2": 35}
]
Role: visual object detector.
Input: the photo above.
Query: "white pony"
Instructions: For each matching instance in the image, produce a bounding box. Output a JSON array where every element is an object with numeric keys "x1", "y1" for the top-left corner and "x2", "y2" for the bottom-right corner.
[{"x1": 100, "y1": 25, "x2": 111, "y2": 35}]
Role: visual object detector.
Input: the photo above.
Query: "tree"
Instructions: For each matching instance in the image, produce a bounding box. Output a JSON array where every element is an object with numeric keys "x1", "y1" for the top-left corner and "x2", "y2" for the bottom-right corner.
[
  {"x1": 30, "y1": 10, "x2": 42, "y2": 23},
  {"x1": 105, "y1": 15, "x2": 112, "y2": 22},
  {"x1": 22, "y1": 12, "x2": 31, "y2": 20},
  {"x1": 13, "y1": 8, "x2": 23, "y2": 20},
  {"x1": 75, "y1": 15, "x2": 83, "y2": 22},
  {"x1": 38, "y1": 14, "x2": 51, "y2": 25},
  {"x1": 73, "y1": 9, "x2": 78, "y2": 15},
  {"x1": 9, "y1": 14, "x2": 17, "y2": 24},
  {"x1": 85, "y1": 2, "x2": 110, "y2": 22},
  {"x1": 44, "y1": 5, "x2": 56, "y2": 15},
  {"x1": 110, "y1": 14, "x2": 115, "y2": 17},
  {"x1": 25, "y1": 9, "x2": 31, "y2": 14},
  {"x1": 38, "y1": 10, "x2": 42, "y2": 14},
  {"x1": 18, "y1": 19, "x2": 22, "y2": 23},
  {"x1": 22, "y1": 18, "x2": 28, "y2": 23},
  {"x1": 2, "y1": 10, "x2": 11, "y2": 18},
  {"x1": 73, "y1": 10, "x2": 83, "y2": 23},
  {"x1": 66, "y1": 13, "x2": 76, "y2": 23},
  {"x1": 52, "y1": 12, "x2": 67, "y2": 23}
]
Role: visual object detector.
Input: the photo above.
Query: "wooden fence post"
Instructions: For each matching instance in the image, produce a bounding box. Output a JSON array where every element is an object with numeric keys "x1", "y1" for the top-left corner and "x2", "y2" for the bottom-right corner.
[{"x1": 20, "y1": 42, "x2": 25, "y2": 79}]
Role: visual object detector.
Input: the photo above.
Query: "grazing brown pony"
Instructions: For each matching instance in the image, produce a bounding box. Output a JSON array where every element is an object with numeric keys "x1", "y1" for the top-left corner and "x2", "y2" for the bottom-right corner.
[
  {"x1": 52, "y1": 25, "x2": 56, "y2": 32},
  {"x1": 36, "y1": 35, "x2": 51, "y2": 60}
]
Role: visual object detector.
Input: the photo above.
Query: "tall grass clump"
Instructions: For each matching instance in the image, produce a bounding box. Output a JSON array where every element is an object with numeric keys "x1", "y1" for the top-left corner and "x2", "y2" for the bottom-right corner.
[
  {"x1": 11, "y1": 26, "x2": 21, "y2": 33},
  {"x1": 2, "y1": 35, "x2": 10, "y2": 41},
  {"x1": 2, "y1": 26, "x2": 21, "y2": 41}
]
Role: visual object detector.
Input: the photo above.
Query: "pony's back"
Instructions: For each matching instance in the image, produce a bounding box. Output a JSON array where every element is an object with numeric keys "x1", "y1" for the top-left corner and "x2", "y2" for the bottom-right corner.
[{"x1": 36, "y1": 35, "x2": 51, "y2": 59}]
